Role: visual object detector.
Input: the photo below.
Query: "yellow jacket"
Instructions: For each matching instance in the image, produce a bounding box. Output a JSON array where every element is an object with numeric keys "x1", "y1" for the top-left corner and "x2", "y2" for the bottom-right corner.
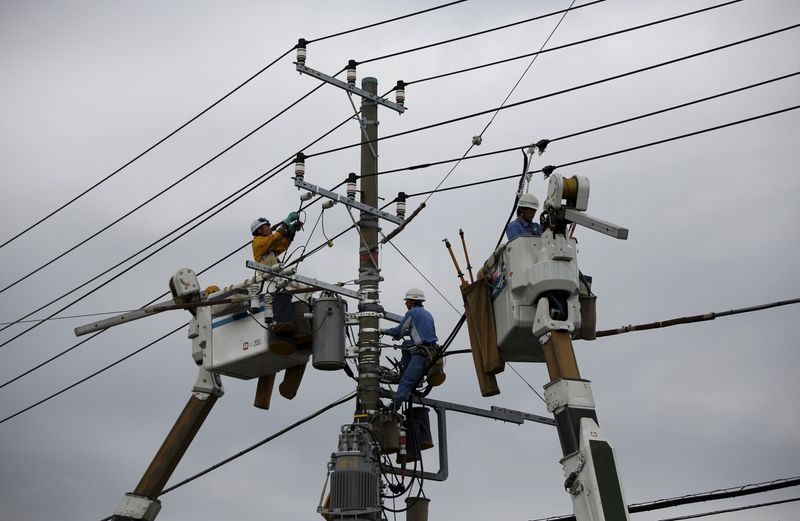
[{"x1": 252, "y1": 229, "x2": 292, "y2": 264}]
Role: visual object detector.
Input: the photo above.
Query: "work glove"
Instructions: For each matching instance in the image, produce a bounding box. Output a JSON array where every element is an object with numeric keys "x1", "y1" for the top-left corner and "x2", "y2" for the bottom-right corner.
[
  {"x1": 289, "y1": 220, "x2": 303, "y2": 232},
  {"x1": 283, "y1": 211, "x2": 299, "y2": 226}
]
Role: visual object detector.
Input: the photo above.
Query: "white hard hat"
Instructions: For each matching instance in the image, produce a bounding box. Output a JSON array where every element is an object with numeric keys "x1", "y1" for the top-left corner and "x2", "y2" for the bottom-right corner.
[
  {"x1": 251, "y1": 217, "x2": 270, "y2": 235},
  {"x1": 517, "y1": 193, "x2": 539, "y2": 210},
  {"x1": 404, "y1": 287, "x2": 426, "y2": 301}
]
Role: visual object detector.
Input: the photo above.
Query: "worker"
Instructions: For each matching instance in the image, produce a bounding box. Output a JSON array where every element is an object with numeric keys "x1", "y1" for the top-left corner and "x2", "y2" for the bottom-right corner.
[
  {"x1": 380, "y1": 288, "x2": 438, "y2": 410},
  {"x1": 251, "y1": 212, "x2": 302, "y2": 266},
  {"x1": 505, "y1": 193, "x2": 541, "y2": 241}
]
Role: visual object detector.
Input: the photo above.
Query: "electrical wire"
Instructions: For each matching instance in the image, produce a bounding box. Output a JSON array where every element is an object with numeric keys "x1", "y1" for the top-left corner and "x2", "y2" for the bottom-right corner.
[
  {"x1": 529, "y1": 475, "x2": 800, "y2": 521},
  {"x1": 1, "y1": 0, "x2": 468, "y2": 252},
  {"x1": 382, "y1": 239, "x2": 462, "y2": 315},
  {"x1": 356, "y1": 0, "x2": 606, "y2": 65},
  {"x1": 96, "y1": 392, "x2": 357, "y2": 521},
  {"x1": 505, "y1": 362, "x2": 546, "y2": 403},
  {"x1": 405, "y1": 0, "x2": 743, "y2": 87},
  {"x1": 306, "y1": 0, "x2": 468, "y2": 43},
  {"x1": 420, "y1": 0, "x2": 577, "y2": 207},
  {"x1": 596, "y1": 297, "x2": 800, "y2": 337},
  {"x1": 305, "y1": 23, "x2": 800, "y2": 161},
  {"x1": 655, "y1": 497, "x2": 800, "y2": 521},
  {"x1": 403, "y1": 103, "x2": 800, "y2": 199}
]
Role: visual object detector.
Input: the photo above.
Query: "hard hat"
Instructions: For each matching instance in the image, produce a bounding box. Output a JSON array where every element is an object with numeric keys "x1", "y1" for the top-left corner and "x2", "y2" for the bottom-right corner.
[
  {"x1": 404, "y1": 287, "x2": 426, "y2": 301},
  {"x1": 251, "y1": 217, "x2": 270, "y2": 235},
  {"x1": 517, "y1": 193, "x2": 539, "y2": 210}
]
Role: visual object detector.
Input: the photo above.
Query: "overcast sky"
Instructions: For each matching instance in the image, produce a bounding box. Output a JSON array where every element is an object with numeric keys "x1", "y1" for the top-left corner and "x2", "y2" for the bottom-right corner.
[{"x1": 1, "y1": 1, "x2": 799, "y2": 521}]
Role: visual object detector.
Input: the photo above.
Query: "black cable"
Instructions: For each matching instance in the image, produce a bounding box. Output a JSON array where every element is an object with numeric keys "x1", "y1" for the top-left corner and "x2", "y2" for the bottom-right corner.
[
  {"x1": 97, "y1": 392, "x2": 357, "y2": 521},
  {"x1": 304, "y1": 23, "x2": 800, "y2": 161},
  {"x1": 529, "y1": 475, "x2": 800, "y2": 521},
  {"x1": 403, "y1": 103, "x2": 800, "y2": 199},
  {"x1": 0, "y1": 322, "x2": 186, "y2": 425},
  {"x1": 307, "y1": 0, "x2": 467, "y2": 44},
  {"x1": 0, "y1": 47, "x2": 294, "y2": 253},
  {"x1": 0, "y1": 81, "x2": 328, "y2": 299},
  {"x1": 0, "y1": 238, "x2": 248, "y2": 393},
  {"x1": 655, "y1": 497, "x2": 800, "y2": 521},
  {"x1": 356, "y1": 0, "x2": 606, "y2": 65},
  {"x1": 1, "y1": 0, "x2": 469, "y2": 252},
  {"x1": 405, "y1": 0, "x2": 743, "y2": 86}
]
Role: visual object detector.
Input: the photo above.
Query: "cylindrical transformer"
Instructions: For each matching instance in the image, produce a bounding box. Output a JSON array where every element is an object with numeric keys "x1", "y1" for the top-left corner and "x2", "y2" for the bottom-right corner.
[{"x1": 312, "y1": 295, "x2": 346, "y2": 370}]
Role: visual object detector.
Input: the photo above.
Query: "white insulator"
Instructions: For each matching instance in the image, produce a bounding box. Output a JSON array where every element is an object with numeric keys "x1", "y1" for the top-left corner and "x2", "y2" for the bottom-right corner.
[
  {"x1": 396, "y1": 199, "x2": 406, "y2": 218},
  {"x1": 296, "y1": 47, "x2": 306, "y2": 63},
  {"x1": 300, "y1": 191, "x2": 313, "y2": 201},
  {"x1": 322, "y1": 200, "x2": 336, "y2": 210},
  {"x1": 295, "y1": 160, "x2": 305, "y2": 179},
  {"x1": 396, "y1": 88, "x2": 405, "y2": 105},
  {"x1": 347, "y1": 68, "x2": 356, "y2": 84}
]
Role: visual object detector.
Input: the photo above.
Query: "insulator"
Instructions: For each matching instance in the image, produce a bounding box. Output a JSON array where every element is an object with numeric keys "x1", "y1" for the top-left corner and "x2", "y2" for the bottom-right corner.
[
  {"x1": 346, "y1": 172, "x2": 357, "y2": 199},
  {"x1": 395, "y1": 80, "x2": 405, "y2": 105},
  {"x1": 263, "y1": 293, "x2": 274, "y2": 324},
  {"x1": 296, "y1": 38, "x2": 307, "y2": 63},
  {"x1": 346, "y1": 59, "x2": 357, "y2": 85},
  {"x1": 248, "y1": 283, "x2": 260, "y2": 314},
  {"x1": 294, "y1": 152, "x2": 305, "y2": 179},
  {"x1": 398, "y1": 426, "x2": 407, "y2": 458},
  {"x1": 322, "y1": 200, "x2": 336, "y2": 210},
  {"x1": 300, "y1": 191, "x2": 313, "y2": 201},
  {"x1": 396, "y1": 192, "x2": 407, "y2": 218}
]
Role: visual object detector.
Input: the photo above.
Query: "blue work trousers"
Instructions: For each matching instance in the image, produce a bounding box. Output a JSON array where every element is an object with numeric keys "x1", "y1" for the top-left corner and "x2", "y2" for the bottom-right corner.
[{"x1": 394, "y1": 349, "x2": 427, "y2": 409}]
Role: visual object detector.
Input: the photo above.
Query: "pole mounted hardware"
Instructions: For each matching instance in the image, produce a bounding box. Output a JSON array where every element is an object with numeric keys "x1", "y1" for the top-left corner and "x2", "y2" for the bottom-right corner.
[
  {"x1": 294, "y1": 61, "x2": 406, "y2": 114},
  {"x1": 294, "y1": 177, "x2": 404, "y2": 225}
]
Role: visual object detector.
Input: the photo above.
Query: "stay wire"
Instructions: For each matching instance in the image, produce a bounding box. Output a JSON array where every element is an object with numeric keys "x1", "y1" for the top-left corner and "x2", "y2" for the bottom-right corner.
[
  {"x1": 403, "y1": 103, "x2": 800, "y2": 199},
  {"x1": 97, "y1": 392, "x2": 357, "y2": 521},
  {"x1": 505, "y1": 362, "x2": 546, "y2": 403},
  {"x1": 405, "y1": 0, "x2": 743, "y2": 87},
  {"x1": 420, "y1": 0, "x2": 576, "y2": 206},
  {"x1": 0, "y1": 81, "x2": 328, "y2": 299},
  {"x1": 1, "y1": 0, "x2": 468, "y2": 251},
  {"x1": 356, "y1": 0, "x2": 606, "y2": 66},
  {"x1": 382, "y1": 239, "x2": 462, "y2": 315},
  {"x1": 304, "y1": 23, "x2": 800, "y2": 161},
  {"x1": 0, "y1": 47, "x2": 293, "y2": 252}
]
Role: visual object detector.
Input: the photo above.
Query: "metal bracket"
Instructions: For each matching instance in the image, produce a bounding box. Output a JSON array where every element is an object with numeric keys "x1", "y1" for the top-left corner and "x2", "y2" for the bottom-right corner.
[
  {"x1": 294, "y1": 178, "x2": 403, "y2": 225},
  {"x1": 295, "y1": 62, "x2": 406, "y2": 114},
  {"x1": 246, "y1": 261, "x2": 404, "y2": 323},
  {"x1": 562, "y1": 208, "x2": 629, "y2": 240}
]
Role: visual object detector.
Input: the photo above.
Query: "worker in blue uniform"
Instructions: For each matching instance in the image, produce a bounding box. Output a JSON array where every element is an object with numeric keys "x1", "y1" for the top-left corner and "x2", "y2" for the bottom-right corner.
[
  {"x1": 506, "y1": 193, "x2": 542, "y2": 241},
  {"x1": 381, "y1": 288, "x2": 438, "y2": 410}
]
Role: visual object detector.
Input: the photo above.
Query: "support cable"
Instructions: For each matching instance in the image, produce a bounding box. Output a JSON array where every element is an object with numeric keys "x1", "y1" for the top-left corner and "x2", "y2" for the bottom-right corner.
[
  {"x1": 655, "y1": 497, "x2": 800, "y2": 521},
  {"x1": 404, "y1": 0, "x2": 743, "y2": 87},
  {"x1": 305, "y1": 23, "x2": 800, "y2": 161}
]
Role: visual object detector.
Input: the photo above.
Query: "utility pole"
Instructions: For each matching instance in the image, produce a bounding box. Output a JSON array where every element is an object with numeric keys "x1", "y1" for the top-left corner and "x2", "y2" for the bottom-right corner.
[{"x1": 356, "y1": 77, "x2": 381, "y2": 416}]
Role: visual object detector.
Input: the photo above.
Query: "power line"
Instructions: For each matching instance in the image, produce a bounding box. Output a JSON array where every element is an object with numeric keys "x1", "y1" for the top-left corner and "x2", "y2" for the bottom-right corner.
[
  {"x1": 304, "y1": 23, "x2": 800, "y2": 161},
  {"x1": 306, "y1": 0, "x2": 467, "y2": 43},
  {"x1": 655, "y1": 497, "x2": 800, "y2": 521},
  {"x1": 596, "y1": 297, "x2": 800, "y2": 338},
  {"x1": 421, "y1": 0, "x2": 577, "y2": 207},
  {"x1": 403, "y1": 103, "x2": 800, "y2": 199},
  {"x1": 529, "y1": 475, "x2": 800, "y2": 521},
  {"x1": 405, "y1": 0, "x2": 743, "y2": 87},
  {"x1": 0, "y1": 0, "x2": 468, "y2": 252},
  {"x1": 97, "y1": 392, "x2": 357, "y2": 521},
  {"x1": 356, "y1": 0, "x2": 607, "y2": 65}
]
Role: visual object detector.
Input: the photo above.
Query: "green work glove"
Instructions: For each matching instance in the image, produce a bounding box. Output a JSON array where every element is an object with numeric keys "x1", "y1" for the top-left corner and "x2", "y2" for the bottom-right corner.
[
  {"x1": 289, "y1": 220, "x2": 303, "y2": 232},
  {"x1": 283, "y1": 211, "x2": 299, "y2": 226}
]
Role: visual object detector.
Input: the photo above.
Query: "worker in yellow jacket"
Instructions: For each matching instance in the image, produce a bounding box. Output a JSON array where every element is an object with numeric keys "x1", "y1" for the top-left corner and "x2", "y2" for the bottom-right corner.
[{"x1": 251, "y1": 212, "x2": 302, "y2": 266}]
